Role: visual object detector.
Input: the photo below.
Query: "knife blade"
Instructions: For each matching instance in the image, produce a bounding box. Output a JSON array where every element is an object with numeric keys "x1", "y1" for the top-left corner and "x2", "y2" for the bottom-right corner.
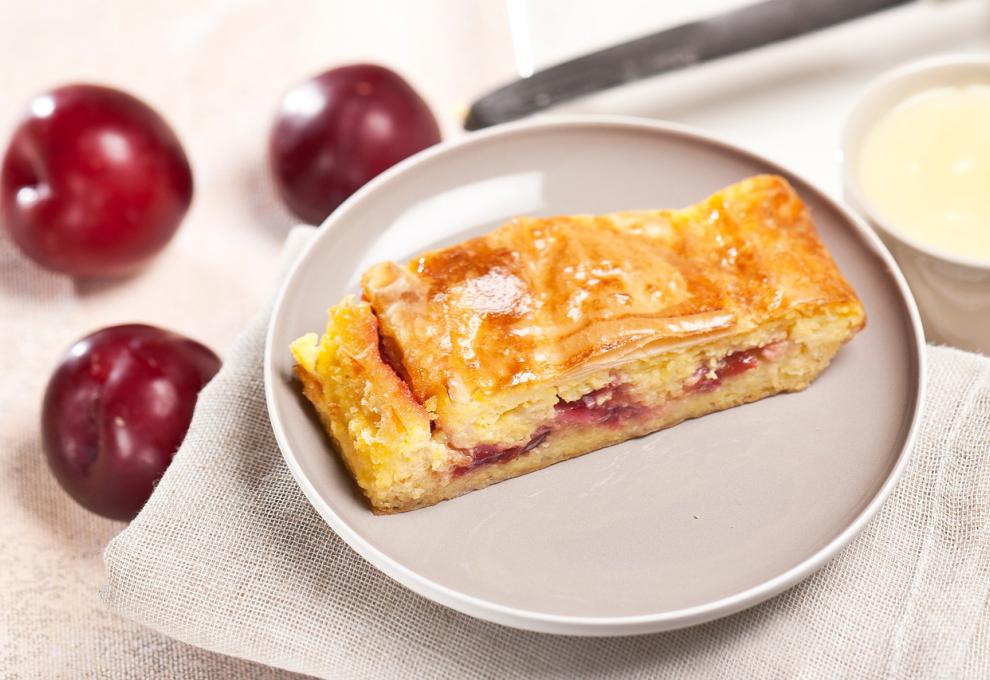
[{"x1": 465, "y1": 0, "x2": 912, "y2": 130}]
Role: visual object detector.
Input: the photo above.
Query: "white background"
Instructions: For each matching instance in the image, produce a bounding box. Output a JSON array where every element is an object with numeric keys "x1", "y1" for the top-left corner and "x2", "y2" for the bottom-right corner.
[{"x1": 0, "y1": 0, "x2": 987, "y2": 674}]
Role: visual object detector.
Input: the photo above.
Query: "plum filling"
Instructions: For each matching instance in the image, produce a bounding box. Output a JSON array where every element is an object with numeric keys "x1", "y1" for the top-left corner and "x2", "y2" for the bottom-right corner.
[
  {"x1": 451, "y1": 342, "x2": 787, "y2": 475},
  {"x1": 453, "y1": 428, "x2": 550, "y2": 476},
  {"x1": 451, "y1": 385, "x2": 649, "y2": 476},
  {"x1": 686, "y1": 342, "x2": 784, "y2": 393},
  {"x1": 553, "y1": 384, "x2": 650, "y2": 427}
]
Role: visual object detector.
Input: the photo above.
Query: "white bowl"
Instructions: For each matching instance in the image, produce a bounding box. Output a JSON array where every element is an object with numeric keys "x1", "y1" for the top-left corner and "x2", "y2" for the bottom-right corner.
[{"x1": 842, "y1": 54, "x2": 990, "y2": 354}]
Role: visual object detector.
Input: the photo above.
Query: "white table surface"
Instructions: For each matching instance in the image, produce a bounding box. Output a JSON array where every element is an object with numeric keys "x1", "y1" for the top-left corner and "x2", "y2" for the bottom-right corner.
[{"x1": 1, "y1": 0, "x2": 987, "y2": 675}]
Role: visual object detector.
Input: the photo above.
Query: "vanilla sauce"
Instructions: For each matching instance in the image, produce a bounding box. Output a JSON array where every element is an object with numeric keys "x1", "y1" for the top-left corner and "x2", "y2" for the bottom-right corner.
[{"x1": 858, "y1": 84, "x2": 990, "y2": 260}]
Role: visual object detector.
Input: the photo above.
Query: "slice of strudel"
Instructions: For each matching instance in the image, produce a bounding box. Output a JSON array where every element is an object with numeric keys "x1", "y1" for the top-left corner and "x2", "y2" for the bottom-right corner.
[{"x1": 291, "y1": 175, "x2": 866, "y2": 514}]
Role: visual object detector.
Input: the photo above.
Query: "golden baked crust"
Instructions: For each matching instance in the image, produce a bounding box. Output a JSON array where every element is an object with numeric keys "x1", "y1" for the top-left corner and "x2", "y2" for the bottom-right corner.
[
  {"x1": 363, "y1": 175, "x2": 862, "y2": 447},
  {"x1": 293, "y1": 175, "x2": 866, "y2": 513},
  {"x1": 291, "y1": 298, "x2": 451, "y2": 512}
]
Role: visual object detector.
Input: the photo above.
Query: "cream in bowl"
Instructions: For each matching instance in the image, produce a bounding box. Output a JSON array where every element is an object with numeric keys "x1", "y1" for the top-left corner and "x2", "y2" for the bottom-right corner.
[
  {"x1": 859, "y1": 84, "x2": 990, "y2": 260},
  {"x1": 843, "y1": 55, "x2": 990, "y2": 354}
]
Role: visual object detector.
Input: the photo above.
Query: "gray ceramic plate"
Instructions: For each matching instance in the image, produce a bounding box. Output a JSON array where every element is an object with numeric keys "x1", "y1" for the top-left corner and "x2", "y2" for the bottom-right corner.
[{"x1": 264, "y1": 117, "x2": 925, "y2": 636}]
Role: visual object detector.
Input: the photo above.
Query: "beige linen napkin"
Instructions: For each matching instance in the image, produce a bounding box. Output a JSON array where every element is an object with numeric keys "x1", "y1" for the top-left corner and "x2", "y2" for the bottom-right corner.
[
  {"x1": 0, "y1": 231, "x2": 300, "y2": 678},
  {"x1": 103, "y1": 227, "x2": 990, "y2": 679}
]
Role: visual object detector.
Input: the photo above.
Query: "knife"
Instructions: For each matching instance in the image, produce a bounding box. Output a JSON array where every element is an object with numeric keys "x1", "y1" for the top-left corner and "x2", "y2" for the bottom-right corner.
[{"x1": 465, "y1": 0, "x2": 912, "y2": 130}]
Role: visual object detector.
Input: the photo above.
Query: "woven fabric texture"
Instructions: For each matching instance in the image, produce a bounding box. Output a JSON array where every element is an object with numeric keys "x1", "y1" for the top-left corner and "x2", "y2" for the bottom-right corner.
[{"x1": 103, "y1": 229, "x2": 990, "y2": 679}]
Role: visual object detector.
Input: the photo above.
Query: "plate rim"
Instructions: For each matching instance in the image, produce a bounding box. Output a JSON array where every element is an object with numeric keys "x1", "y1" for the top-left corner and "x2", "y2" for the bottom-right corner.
[{"x1": 263, "y1": 114, "x2": 927, "y2": 636}]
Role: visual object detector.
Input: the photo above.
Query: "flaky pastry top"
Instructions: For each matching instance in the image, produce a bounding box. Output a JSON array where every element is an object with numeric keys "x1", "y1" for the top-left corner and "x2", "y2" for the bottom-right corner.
[{"x1": 361, "y1": 175, "x2": 863, "y2": 406}]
